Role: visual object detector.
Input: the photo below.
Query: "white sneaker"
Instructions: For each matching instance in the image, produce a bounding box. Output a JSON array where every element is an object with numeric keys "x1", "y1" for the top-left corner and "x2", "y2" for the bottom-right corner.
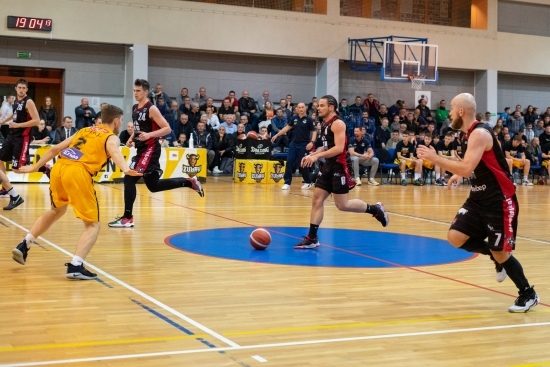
[
  {"x1": 301, "y1": 183, "x2": 314, "y2": 189},
  {"x1": 213, "y1": 167, "x2": 223, "y2": 174},
  {"x1": 355, "y1": 177, "x2": 362, "y2": 186},
  {"x1": 368, "y1": 178, "x2": 380, "y2": 186},
  {"x1": 281, "y1": 184, "x2": 290, "y2": 190},
  {"x1": 522, "y1": 180, "x2": 533, "y2": 186}
]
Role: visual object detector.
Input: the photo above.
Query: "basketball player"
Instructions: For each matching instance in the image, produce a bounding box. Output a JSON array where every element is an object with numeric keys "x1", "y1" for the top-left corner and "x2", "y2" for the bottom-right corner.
[
  {"x1": 297, "y1": 95, "x2": 388, "y2": 249},
  {"x1": 0, "y1": 79, "x2": 44, "y2": 210},
  {"x1": 12, "y1": 104, "x2": 142, "y2": 279},
  {"x1": 109, "y1": 79, "x2": 204, "y2": 228},
  {"x1": 417, "y1": 93, "x2": 539, "y2": 312}
]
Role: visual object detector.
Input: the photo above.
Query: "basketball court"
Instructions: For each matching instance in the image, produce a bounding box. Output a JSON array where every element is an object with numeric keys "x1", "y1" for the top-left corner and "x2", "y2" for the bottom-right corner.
[{"x1": 1, "y1": 177, "x2": 549, "y2": 366}]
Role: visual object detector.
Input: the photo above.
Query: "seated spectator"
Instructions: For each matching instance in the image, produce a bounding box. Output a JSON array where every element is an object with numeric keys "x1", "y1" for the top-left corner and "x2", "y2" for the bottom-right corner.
[
  {"x1": 220, "y1": 114, "x2": 238, "y2": 134},
  {"x1": 390, "y1": 115, "x2": 401, "y2": 132},
  {"x1": 200, "y1": 97, "x2": 218, "y2": 115},
  {"x1": 239, "y1": 115, "x2": 253, "y2": 134},
  {"x1": 226, "y1": 90, "x2": 240, "y2": 115},
  {"x1": 374, "y1": 117, "x2": 391, "y2": 149},
  {"x1": 395, "y1": 130, "x2": 423, "y2": 186},
  {"x1": 149, "y1": 83, "x2": 171, "y2": 106},
  {"x1": 175, "y1": 87, "x2": 189, "y2": 107},
  {"x1": 119, "y1": 122, "x2": 134, "y2": 145},
  {"x1": 534, "y1": 119, "x2": 545, "y2": 137},
  {"x1": 54, "y1": 116, "x2": 77, "y2": 144},
  {"x1": 425, "y1": 123, "x2": 437, "y2": 139},
  {"x1": 258, "y1": 126, "x2": 270, "y2": 140},
  {"x1": 160, "y1": 130, "x2": 177, "y2": 147},
  {"x1": 256, "y1": 90, "x2": 270, "y2": 113},
  {"x1": 205, "y1": 106, "x2": 220, "y2": 131},
  {"x1": 271, "y1": 108, "x2": 287, "y2": 136},
  {"x1": 398, "y1": 123, "x2": 408, "y2": 140},
  {"x1": 526, "y1": 136, "x2": 541, "y2": 166},
  {"x1": 156, "y1": 96, "x2": 168, "y2": 116},
  {"x1": 198, "y1": 114, "x2": 210, "y2": 133},
  {"x1": 377, "y1": 104, "x2": 389, "y2": 126},
  {"x1": 93, "y1": 117, "x2": 103, "y2": 126},
  {"x1": 218, "y1": 98, "x2": 234, "y2": 122},
  {"x1": 500, "y1": 107, "x2": 511, "y2": 121},
  {"x1": 440, "y1": 118, "x2": 452, "y2": 137},
  {"x1": 506, "y1": 111, "x2": 525, "y2": 135},
  {"x1": 386, "y1": 130, "x2": 401, "y2": 150},
  {"x1": 259, "y1": 101, "x2": 275, "y2": 129},
  {"x1": 238, "y1": 90, "x2": 258, "y2": 129},
  {"x1": 307, "y1": 101, "x2": 319, "y2": 117},
  {"x1": 285, "y1": 94, "x2": 294, "y2": 109},
  {"x1": 192, "y1": 121, "x2": 215, "y2": 169},
  {"x1": 339, "y1": 99, "x2": 350, "y2": 118},
  {"x1": 173, "y1": 133, "x2": 189, "y2": 148},
  {"x1": 193, "y1": 87, "x2": 208, "y2": 106},
  {"x1": 349, "y1": 96, "x2": 365, "y2": 116},
  {"x1": 30, "y1": 120, "x2": 51, "y2": 144},
  {"x1": 179, "y1": 96, "x2": 192, "y2": 114},
  {"x1": 361, "y1": 111, "x2": 375, "y2": 142},
  {"x1": 39, "y1": 96, "x2": 58, "y2": 140},
  {"x1": 271, "y1": 111, "x2": 289, "y2": 153},
  {"x1": 416, "y1": 98, "x2": 433, "y2": 125},
  {"x1": 434, "y1": 131, "x2": 459, "y2": 185},
  {"x1": 539, "y1": 124, "x2": 550, "y2": 147},
  {"x1": 212, "y1": 126, "x2": 234, "y2": 174},
  {"x1": 540, "y1": 140, "x2": 550, "y2": 184},
  {"x1": 419, "y1": 134, "x2": 436, "y2": 182},
  {"x1": 348, "y1": 127, "x2": 379, "y2": 186},
  {"x1": 515, "y1": 128, "x2": 528, "y2": 143},
  {"x1": 279, "y1": 98, "x2": 292, "y2": 119},
  {"x1": 233, "y1": 123, "x2": 247, "y2": 142},
  {"x1": 524, "y1": 105, "x2": 538, "y2": 125},
  {"x1": 186, "y1": 102, "x2": 201, "y2": 128},
  {"x1": 504, "y1": 135, "x2": 533, "y2": 185},
  {"x1": 388, "y1": 100, "x2": 405, "y2": 120},
  {"x1": 166, "y1": 101, "x2": 180, "y2": 132},
  {"x1": 177, "y1": 113, "x2": 194, "y2": 142}
]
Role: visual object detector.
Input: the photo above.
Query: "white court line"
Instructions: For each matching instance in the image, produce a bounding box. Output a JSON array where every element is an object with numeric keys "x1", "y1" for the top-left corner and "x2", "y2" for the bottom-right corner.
[
  {"x1": 3, "y1": 321, "x2": 550, "y2": 366},
  {"x1": 0, "y1": 214, "x2": 240, "y2": 349},
  {"x1": 252, "y1": 355, "x2": 268, "y2": 362}
]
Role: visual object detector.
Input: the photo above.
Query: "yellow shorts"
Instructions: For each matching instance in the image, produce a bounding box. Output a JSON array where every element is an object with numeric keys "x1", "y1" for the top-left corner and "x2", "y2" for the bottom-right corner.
[
  {"x1": 50, "y1": 162, "x2": 99, "y2": 222},
  {"x1": 542, "y1": 160, "x2": 549, "y2": 169},
  {"x1": 422, "y1": 160, "x2": 434, "y2": 170},
  {"x1": 393, "y1": 159, "x2": 415, "y2": 170},
  {"x1": 512, "y1": 159, "x2": 524, "y2": 169}
]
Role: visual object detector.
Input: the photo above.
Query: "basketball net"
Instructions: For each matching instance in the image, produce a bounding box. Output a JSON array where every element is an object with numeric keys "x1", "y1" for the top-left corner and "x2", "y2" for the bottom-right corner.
[{"x1": 408, "y1": 74, "x2": 426, "y2": 90}]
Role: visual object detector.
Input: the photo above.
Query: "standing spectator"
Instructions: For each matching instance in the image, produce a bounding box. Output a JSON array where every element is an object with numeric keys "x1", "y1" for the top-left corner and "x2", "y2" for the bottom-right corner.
[
  {"x1": 0, "y1": 95, "x2": 15, "y2": 139},
  {"x1": 39, "y1": 96, "x2": 58, "y2": 140},
  {"x1": 30, "y1": 120, "x2": 51, "y2": 144},
  {"x1": 119, "y1": 122, "x2": 134, "y2": 145},
  {"x1": 271, "y1": 103, "x2": 316, "y2": 190},
  {"x1": 435, "y1": 100, "x2": 449, "y2": 129},
  {"x1": 238, "y1": 91, "x2": 258, "y2": 130},
  {"x1": 348, "y1": 127, "x2": 379, "y2": 186},
  {"x1": 211, "y1": 126, "x2": 234, "y2": 174},
  {"x1": 256, "y1": 90, "x2": 270, "y2": 113},
  {"x1": 54, "y1": 116, "x2": 77, "y2": 144},
  {"x1": 192, "y1": 121, "x2": 215, "y2": 170},
  {"x1": 175, "y1": 87, "x2": 189, "y2": 107},
  {"x1": 176, "y1": 114, "x2": 194, "y2": 141},
  {"x1": 374, "y1": 117, "x2": 391, "y2": 149},
  {"x1": 500, "y1": 107, "x2": 511, "y2": 121},
  {"x1": 193, "y1": 87, "x2": 208, "y2": 107},
  {"x1": 74, "y1": 98, "x2": 97, "y2": 130},
  {"x1": 149, "y1": 83, "x2": 171, "y2": 106},
  {"x1": 364, "y1": 93, "x2": 380, "y2": 120},
  {"x1": 507, "y1": 111, "x2": 525, "y2": 135}
]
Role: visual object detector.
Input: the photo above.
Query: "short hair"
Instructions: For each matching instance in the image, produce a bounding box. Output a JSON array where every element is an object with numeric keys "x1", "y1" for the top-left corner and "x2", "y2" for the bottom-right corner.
[
  {"x1": 229, "y1": 90, "x2": 235, "y2": 94},
  {"x1": 101, "y1": 104, "x2": 123, "y2": 124},
  {"x1": 355, "y1": 96, "x2": 362, "y2": 99},
  {"x1": 391, "y1": 130, "x2": 399, "y2": 134},
  {"x1": 276, "y1": 108, "x2": 283, "y2": 113},
  {"x1": 440, "y1": 99, "x2": 446, "y2": 103},
  {"x1": 513, "y1": 135, "x2": 522, "y2": 142},
  {"x1": 63, "y1": 116, "x2": 72, "y2": 122},
  {"x1": 16, "y1": 78, "x2": 28, "y2": 87},
  {"x1": 381, "y1": 117, "x2": 388, "y2": 123},
  {"x1": 485, "y1": 111, "x2": 491, "y2": 115},
  {"x1": 404, "y1": 130, "x2": 413, "y2": 135},
  {"x1": 445, "y1": 131, "x2": 455, "y2": 138},
  {"x1": 134, "y1": 79, "x2": 150, "y2": 91}
]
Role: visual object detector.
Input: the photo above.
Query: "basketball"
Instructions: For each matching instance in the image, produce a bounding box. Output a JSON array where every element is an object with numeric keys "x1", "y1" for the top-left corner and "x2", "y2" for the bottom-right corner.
[
  {"x1": 259, "y1": 132, "x2": 269, "y2": 140},
  {"x1": 237, "y1": 133, "x2": 247, "y2": 140},
  {"x1": 247, "y1": 131, "x2": 259, "y2": 140},
  {"x1": 250, "y1": 228, "x2": 271, "y2": 250}
]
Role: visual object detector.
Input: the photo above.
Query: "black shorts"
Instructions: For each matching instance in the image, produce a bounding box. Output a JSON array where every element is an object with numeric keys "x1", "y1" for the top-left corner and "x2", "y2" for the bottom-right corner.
[
  {"x1": 0, "y1": 134, "x2": 30, "y2": 169},
  {"x1": 314, "y1": 160, "x2": 355, "y2": 195},
  {"x1": 130, "y1": 142, "x2": 162, "y2": 175},
  {"x1": 450, "y1": 196, "x2": 518, "y2": 252}
]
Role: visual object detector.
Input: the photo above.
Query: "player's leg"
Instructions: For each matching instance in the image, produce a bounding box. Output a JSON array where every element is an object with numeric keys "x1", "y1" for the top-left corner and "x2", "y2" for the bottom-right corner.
[
  {"x1": 143, "y1": 170, "x2": 203, "y2": 195},
  {"x1": 0, "y1": 137, "x2": 24, "y2": 209},
  {"x1": 399, "y1": 160, "x2": 407, "y2": 185},
  {"x1": 108, "y1": 174, "x2": 141, "y2": 228},
  {"x1": 521, "y1": 160, "x2": 532, "y2": 185},
  {"x1": 294, "y1": 187, "x2": 329, "y2": 249}
]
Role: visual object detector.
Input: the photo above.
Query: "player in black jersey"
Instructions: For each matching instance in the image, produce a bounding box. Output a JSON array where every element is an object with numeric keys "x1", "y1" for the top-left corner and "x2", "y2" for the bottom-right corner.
[
  {"x1": 295, "y1": 95, "x2": 388, "y2": 249},
  {"x1": 108, "y1": 79, "x2": 204, "y2": 228},
  {"x1": 0, "y1": 79, "x2": 42, "y2": 210},
  {"x1": 417, "y1": 93, "x2": 538, "y2": 312}
]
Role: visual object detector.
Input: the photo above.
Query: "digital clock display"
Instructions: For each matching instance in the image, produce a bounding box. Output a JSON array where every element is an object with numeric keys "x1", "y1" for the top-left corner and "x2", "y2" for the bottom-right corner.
[{"x1": 7, "y1": 16, "x2": 52, "y2": 31}]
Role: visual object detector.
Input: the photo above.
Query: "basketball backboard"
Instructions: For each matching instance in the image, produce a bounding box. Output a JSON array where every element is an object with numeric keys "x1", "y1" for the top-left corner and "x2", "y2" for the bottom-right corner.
[{"x1": 381, "y1": 41, "x2": 438, "y2": 83}]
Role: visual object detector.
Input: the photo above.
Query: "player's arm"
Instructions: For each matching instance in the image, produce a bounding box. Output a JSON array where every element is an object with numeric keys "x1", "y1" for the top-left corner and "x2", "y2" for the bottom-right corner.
[
  {"x1": 308, "y1": 120, "x2": 346, "y2": 160},
  {"x1": 105, "y1": 135, "x2": 142, "y2": 176},
  {"x1": 11, "y1": 99, "x2": 40, "y2": 128},
  {"x1": 271, "y1": 125, "x2": 292, "y2": 142},
  {"x1": 140, "y1": 106, "x2": 171, "y2": 140},
  {"x1": 307, "y1": 129, "x2": 317, "y2": 151},
  {"x1": 14, "y1": 136, "x2": 76, "y2": 173}
]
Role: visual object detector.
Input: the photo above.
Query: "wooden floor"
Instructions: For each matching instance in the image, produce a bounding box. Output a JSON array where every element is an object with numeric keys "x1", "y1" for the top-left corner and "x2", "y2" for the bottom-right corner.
[{"x1": 1, "y1": 176, "x2": 549, "y2": 367}]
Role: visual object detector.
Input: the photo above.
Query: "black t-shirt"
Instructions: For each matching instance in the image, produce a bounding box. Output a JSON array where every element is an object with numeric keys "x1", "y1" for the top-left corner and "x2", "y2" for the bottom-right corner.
[
  {"x1": 286, "y1": 115, "x2": 315, "y2": 144},
  {"x1": 436, "y1": 140, "x2": 456, "y2": 157},
  {"x1": 395, "y1": 140, "x2": 415, "y2": 159},
  {"x1": 200, "y1": 105, "x2": 218, "y2": 114},
  {"x1": 542, "y1": 142, "x2": 550, "y2": 160},
  {"x1": 504, "y1": 141, "x2": 524, "y2": 158},
  {"x1": 218, "y1": 106, "x2": 233, "y2": 117},
  {"x1": 30, "y1": 127, "x2": 50, "y2": 142},
  {"x1": 348, "y1": 137, "x2": 371, "y2": 155}
]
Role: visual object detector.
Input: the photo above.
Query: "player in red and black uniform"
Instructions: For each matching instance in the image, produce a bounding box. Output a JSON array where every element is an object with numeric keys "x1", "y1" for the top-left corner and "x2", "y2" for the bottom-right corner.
[
  {"x1": 417, "y1": 93, "x2": 539, "y2": 313},
  {"x1": 295, "y1": 95, "x2": 388, "y2": 249},
  {"x1": 0, "y1": 79, "x2": 41, "y2": 210},
  {"x1": 108, "y1": 79, "x2": 204, "y2": 228}
]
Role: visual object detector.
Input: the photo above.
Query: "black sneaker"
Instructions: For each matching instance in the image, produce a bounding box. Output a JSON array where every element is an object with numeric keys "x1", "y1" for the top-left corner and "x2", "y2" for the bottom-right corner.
[
  {"x1": 65, "y1": 263, "x2": 97, "y2": 280},
  {"x1": 12, "y1": 240, "x2": 29, "y2": 265},
  {"x1": 373, "y1": 202, "x2": 389, "y2": 227},
  {"x1": 3, "y1": 195, "x2": 24, "y2": 210},
  {"x1": 509, "y1": 286, "x2": 539, "y2": 313},
  {"x1": 294, "y1": 236, "x2": 320, "y2": 249}
]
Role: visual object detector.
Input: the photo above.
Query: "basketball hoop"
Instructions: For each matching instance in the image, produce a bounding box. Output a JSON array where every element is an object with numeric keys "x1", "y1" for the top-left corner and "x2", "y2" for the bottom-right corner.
[{"x1": 408, "y1": 74, "x2": 426, "y2": 90}]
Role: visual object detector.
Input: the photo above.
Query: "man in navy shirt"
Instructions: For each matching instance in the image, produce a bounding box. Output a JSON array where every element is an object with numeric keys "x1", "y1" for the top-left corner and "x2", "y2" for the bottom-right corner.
[
  {"x1": 271, "y1": 103, "x2": 316, "y2": 189},
  {"x1": 348, "y1": 127, "x2": 379, "y2": 186}
]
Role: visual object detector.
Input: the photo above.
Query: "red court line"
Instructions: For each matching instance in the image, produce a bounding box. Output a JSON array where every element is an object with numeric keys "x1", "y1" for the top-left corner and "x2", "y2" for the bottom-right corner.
[{"x1": 101, "y1": 182, "x2": 549, "y2": 307}]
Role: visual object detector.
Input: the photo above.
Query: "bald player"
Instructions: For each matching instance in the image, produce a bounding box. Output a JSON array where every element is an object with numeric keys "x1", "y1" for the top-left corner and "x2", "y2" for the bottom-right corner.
[{"x1": 417, "y1": 93, "x2": 538, "y2": 313}]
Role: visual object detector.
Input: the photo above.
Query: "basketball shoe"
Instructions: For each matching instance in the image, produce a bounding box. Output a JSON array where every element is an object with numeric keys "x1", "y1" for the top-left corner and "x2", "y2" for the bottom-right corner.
[
  {"x1": 3, "y1": 195, "x2": 24, "y2": 210},
  {"x1": 66, "y1": 263, "x2": 97, "y2": 280},
  {"x1": 509, "y1": 286, "x2": 539, "y2": 313},
  {"x1": 108, "y1": 216, "x2": 134, "y2": 228},
  {"x1": 294, "y1": 236, "x2": 320, "y2": 249},
  {"x1": 189, "y1": 177, "x2": 204, "y2": 197},
  {"x1": 490, "y1": 255, "x2": 507, "y2": 282},
  {"x1": 12, "y1": 240, "x2": 30, "y2": 265},
  {"x1": 373, "y1": 202, "x2": 389, "y2": 227}
]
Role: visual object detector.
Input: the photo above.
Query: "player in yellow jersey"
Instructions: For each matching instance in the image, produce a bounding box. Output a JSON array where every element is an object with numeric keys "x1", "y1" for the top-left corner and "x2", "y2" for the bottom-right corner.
[{"x1": 11, "y1": 104, "x2": 142, "y2": 279}]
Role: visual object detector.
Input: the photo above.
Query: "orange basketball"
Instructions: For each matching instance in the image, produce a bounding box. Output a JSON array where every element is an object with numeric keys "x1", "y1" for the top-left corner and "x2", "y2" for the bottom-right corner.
[
  {"x1": 247, "y1": 131, "x2": 259, "y2": 140},
  {"x1": 250, "y1": 228, "x2": 271, "y2": 250}
]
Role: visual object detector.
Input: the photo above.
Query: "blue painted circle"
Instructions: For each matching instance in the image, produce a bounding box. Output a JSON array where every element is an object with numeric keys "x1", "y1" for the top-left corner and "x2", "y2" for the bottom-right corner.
[{"x1": 166, "y1": 227, "x2": 474, "y2": 268}]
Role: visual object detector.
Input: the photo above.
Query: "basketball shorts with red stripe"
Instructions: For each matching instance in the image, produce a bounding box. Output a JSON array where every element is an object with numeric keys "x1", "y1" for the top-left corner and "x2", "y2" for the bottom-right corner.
[
  {"x1": 129, "y1": 142, "x2": 162, "y2": 175},
  {"x1": 0, "y1": 134, "x2": 30, "y2": 169},
  {"x1": 314, "y1": 160, "x2": 355, "y2": 195}
]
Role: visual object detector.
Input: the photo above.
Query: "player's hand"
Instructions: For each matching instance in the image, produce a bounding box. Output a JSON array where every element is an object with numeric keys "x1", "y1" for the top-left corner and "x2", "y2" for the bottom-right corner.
[
  {"x1": 447, "y1": 174, "x2": 462, "y2": 188},
  {"x1": 123, "y1": 169, "x2": 143, "y2": 177},
  {"x1": 416, "y1": 145, "x2": 438, "y2": 162},
  {"x1": 138, "y1": 132, "x2": 152, "y2": 141},
  {"x1": 301, "y1": 154, "x2": 318, "y2": 168},
  {"x1": 14, "y1": 165, "x2": 39, "y2": 174}
]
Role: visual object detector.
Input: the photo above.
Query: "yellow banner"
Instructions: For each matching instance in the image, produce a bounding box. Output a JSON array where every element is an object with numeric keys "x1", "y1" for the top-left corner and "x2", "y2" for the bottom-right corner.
[{"x1": 234, "y1": 159, "x2": 279, "y2": 184}]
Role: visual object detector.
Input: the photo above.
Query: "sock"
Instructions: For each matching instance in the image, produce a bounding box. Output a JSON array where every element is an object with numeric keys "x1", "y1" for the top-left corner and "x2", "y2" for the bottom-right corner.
[
  {"x1": 25, "y1": 233, "x2": 35, "y2": 247},
  {"x1": 500, "y1": 255, "x2": 530, "y2": 291},
  {"x1": 365, "y1": 204, "x2": 378, "y2": 215},
  {"x1": 308, "y1": 223, "x2": 319, "y2": 239},
  {"x1": 71, "y1": 256, "x2": 84, "y2": 267},
  {"x1": 8, "y1": 187, "x2": 19, "y2": 198},
  {"x1": 414, "y1": 173, "x2": 421, "y2": 180},
  {"x1": 436, "y1": 173, "x2": 440, "y2": 179},
  {"x1": 459, "y1": 238, "x2": 490, "y2": 255},
  {"x1": 123, "y1": 210, "x2": 132, "y2": 219},
  {"x1": 183, "y1": 179, "x2": 193, "y2": 188},
  {"x1": 523, "y1": 176, "x2": 528, "y2": 181},
  {"x1": 401, "y1": 173, "x2": 406, "y2": 180}
]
